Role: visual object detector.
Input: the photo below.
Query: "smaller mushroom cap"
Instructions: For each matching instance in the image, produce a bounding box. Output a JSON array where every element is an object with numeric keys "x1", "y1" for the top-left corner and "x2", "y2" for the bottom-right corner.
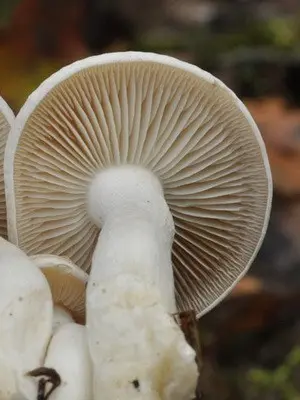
[
  {"x1": 0, "y1": 97, "x2": 14, "y2": 239},
  {"x1": 31, "y1": 254, "x2": 88, "y2": 324}
]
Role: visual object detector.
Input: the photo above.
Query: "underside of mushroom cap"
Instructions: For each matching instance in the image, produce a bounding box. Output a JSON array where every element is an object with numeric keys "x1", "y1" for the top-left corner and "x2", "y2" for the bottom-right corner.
[
  {"x1": 31, "y1": 254, "x2": 88, "y2": 324},
  {"x1": 0, "y1": 97, "x2": 14, "y2": 239},
  {"x1": 5, "y1": 52, "x2": 272, "y2": 317}
]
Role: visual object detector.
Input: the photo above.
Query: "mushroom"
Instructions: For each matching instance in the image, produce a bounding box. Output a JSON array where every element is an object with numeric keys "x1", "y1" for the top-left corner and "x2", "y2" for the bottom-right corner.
[
  {"x1": 27, "y1": 255, "x2": 92, "y2": 400},
  {"x1": 30, "y1": 254, "x2": 88, "y2": 331},
  {"x1": 0, "y1": 96, "x2": 14, "y2": 239},
  {"x1": 32, "y1": 323, "x2": 93, "y2": 400},
  {"x1": 0, "y1": 237, "x2": 52, "y2": 399},
  {"x1": 5, "y1": 52, "x2": 272, "y2": 399}
]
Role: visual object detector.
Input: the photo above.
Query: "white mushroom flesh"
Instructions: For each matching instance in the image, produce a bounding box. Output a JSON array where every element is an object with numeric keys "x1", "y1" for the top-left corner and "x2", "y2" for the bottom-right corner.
[
  {"x1": 52, "y1": 305, "x2": 74, "y2": 332},
  {"x1": 43, "y1": 323, "x2": 92, "y2": 400},
  {"x1": 0, "y1": 238, "x2": 53, "y2": 399}
]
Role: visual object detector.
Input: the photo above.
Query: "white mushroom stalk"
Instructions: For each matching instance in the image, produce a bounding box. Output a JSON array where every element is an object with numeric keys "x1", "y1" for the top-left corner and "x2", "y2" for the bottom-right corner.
[
  {"x1": 0, "y1": 96, "x2": 14, "y2": 240},
  {"x1": 0, "y1": 238, "x2": 52, "y2": 399},
  {"x1": 5, "y1": 52, "x2": 273, "y2": 399},
  {"x1": 88, "y1": 166, "x2": 198, "y2": 399}
]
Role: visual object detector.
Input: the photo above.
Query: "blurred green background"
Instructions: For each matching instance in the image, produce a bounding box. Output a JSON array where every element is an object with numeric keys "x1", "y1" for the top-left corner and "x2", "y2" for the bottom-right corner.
[{"x1": 2, "y1": 1, "x2": 300, "y2": 398}]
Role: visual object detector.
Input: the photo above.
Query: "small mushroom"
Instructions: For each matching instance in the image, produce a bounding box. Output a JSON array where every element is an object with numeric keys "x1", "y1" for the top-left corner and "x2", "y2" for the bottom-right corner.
[
  {"x1": 27, "y1": 255, "x2": 91, "y2": 399},
  {"x1": 28, "y1": 323, "x2": 92, "y2": 400},
  {"x1": 5, "y1": 52, "x2": 272, "y2": 399},
  {"x1": 0, "y1": 237, "x2": 52, "y2": 399},
  {"x1": 0, "y1": 96, "x2": 14, "y2": 239},
  {"x1": 30, "y1": 254, "x2": 88, "y2": 330}
]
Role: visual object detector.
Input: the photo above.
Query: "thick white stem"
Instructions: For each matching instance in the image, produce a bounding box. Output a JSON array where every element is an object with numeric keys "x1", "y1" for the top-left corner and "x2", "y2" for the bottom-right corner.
[
  {"x1": 87, "y1": 166, "x2": 198, "y2": 400},
  {"x1": 52, "y1": 305, "x2": 74, "y2": 333},
  {"x1": 88, "y1": 165, "x2": 176, "y2": 312}
]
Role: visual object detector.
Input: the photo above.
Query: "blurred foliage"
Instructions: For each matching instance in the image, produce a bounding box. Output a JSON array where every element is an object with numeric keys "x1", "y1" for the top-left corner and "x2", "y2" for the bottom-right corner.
[
  {"x1": 265, "y1": 17, "x2": 299, "y2": 48},
  {"x1": 191, "y1": 15, "x2": 300, "y2": 69},
  {"x1": 135, "y1": 30, "x2": 188, "y2": 53},
  {"x1": 0, "y1": 57, "x2": 61, "y2": 111},
  {"x1": 0, "y1": 0, "x2": 20, "y2": 28},
  {"x1": 134, "y1": 14, "x2": 300, "y2": 74},
  {"x1": 2, "y1": 0, "x2": 300, "y2": 109},
  {"x1": 247, "y1": 347, "x2": 300, "y2": 400}
]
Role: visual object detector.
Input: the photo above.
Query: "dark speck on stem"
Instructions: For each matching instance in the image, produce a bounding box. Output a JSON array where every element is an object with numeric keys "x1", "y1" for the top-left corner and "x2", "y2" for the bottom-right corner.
[{"x1": 131, "y1": 379, "x2": 140, "y2": 391}]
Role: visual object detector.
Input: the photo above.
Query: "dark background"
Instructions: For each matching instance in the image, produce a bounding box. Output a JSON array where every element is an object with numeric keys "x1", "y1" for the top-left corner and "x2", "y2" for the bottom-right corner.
[{"x1": 1, "y1": 1, "x2": 300, "y2": 398}]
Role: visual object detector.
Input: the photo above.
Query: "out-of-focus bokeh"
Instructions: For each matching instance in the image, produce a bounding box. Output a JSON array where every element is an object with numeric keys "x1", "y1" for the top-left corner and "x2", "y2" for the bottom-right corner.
[{"x1": 1, "y1": 0, "x2": 300, "y2": 398}]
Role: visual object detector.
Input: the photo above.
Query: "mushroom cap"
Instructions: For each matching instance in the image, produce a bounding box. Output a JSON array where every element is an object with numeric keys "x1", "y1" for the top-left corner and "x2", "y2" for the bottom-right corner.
[
  {"x1": 5, "y1": 52, "x2": 272, "y2": 317},
  {"x1": 0, "y1": 97, "x2": 14, "y2": 239},
  {"x1": 31, "y1": 254, "x2": 88, "y2": 324}
]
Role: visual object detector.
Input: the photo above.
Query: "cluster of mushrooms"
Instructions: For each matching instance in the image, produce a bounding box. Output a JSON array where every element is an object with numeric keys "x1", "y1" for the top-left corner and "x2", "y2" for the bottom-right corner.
[{"x1": 0, "y1": 52, "x2": 272, "y2": 400}]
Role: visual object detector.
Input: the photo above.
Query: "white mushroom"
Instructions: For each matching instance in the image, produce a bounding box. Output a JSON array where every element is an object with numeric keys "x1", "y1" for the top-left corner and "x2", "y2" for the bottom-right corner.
[
  {"x1": 0, "y1": 97, "x2": 14, "y2": 239},
  {"x1": 31, "y1": 254, "x2": 88, "y2": 331},
  {"x1": 40, "y1": 323, "x2": 92, "y2": 400},
  {"x1": 5, "y1": 52, "x2": 272, "y2": 399},
  {"x1": 27, "y1": 255, "x2": 92, "y2": 400},
  {"x1": 0, "y1": 237, "x2": 52, "y2": 399}
]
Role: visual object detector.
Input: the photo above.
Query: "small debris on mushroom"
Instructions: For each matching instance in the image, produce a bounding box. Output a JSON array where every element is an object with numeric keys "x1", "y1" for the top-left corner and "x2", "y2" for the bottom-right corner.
[
  {"x1": 27, "y1": 367, "x2": 61, "y2": 400},
  {"x1": 131, "y1": 379, "x2": 140, "y2": 391}
]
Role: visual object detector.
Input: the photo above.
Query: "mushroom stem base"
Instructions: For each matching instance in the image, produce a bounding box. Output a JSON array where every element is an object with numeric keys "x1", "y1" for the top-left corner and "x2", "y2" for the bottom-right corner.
[{"x1": 87, "y1": 275, "x2": 199, "y2": 400}]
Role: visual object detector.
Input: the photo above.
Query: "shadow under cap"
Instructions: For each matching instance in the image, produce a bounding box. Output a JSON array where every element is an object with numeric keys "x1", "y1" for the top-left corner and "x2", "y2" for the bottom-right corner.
[{"x1": 5, "y1": 51, "x2": 272, "y2": 318}]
